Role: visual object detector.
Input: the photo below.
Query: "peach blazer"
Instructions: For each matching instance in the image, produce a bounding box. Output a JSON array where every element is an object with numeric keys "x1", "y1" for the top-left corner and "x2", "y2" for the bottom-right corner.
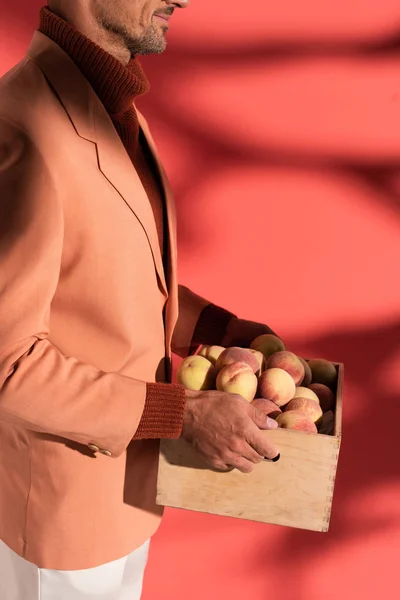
[{"x1": 0, "y1": 31, "x2": 209, "y2": 570}]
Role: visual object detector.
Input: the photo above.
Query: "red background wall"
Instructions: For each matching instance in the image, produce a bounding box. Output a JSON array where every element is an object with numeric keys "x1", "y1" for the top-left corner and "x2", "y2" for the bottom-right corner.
[{"x1": 1, "y1": 1, "x2": 399, "y2": 599}]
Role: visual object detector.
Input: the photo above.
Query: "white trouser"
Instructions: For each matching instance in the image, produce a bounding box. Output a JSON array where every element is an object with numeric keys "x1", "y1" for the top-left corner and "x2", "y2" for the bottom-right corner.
[{"x1": 0, "y1": 538, "x2": 150, "y2": 600}]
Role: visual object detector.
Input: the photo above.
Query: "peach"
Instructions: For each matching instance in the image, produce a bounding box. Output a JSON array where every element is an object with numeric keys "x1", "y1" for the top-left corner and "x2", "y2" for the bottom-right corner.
[
  {"x1": 299, "y1": 357, "x2": 312, "y2": 386},
  {"x1": 308, "y1": 358, "x2": 338, "y2": 390},
  {"x1": 177, "y1": 355, "x2": 216, "y2": 391},
  {"x1": 276, "y1": 412, "x2": 318, "y2": 434},
  {"x1": 251, "y1": 398, "x2": 282, "y2": 419},
  {"x1": 266, "y1": 351, "x2": 305, "y2": 385},
  {"x1": 250, "y1": 334, "x2": 285, "y2": 360},
  {"x1": 318, "y1": 410, "x2": 335, "y2": 435},
  {"x1": 249, "y1": 349, "x2": 266, "y2": 375},
  {"x1": 216, "y1": 362, "x2": 258, "y2": 402},
  {"x1": 292, "y1": 386, "x2": 320, "y2": 403},
  {"x1": 309, "y1": 383, "x2": 336, "y2": 412},
  {"x1": 197, "y1": 345, "x2": 225, "y2": 366},
  {"x1": 257, "y1": 367, "x2": 296, "y2": 407},
  {"x1": 215, "y1": 346, "x2": 259, "y2": 374},
  {"x1": 284, "y1": 397, "x2": 323, "y2": 425}
]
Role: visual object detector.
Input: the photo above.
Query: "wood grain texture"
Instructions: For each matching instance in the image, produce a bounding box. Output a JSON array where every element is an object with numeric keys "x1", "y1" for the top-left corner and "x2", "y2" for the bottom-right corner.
[{"x1": 157, "y1": 362, "x2": 343, "y2": 532}]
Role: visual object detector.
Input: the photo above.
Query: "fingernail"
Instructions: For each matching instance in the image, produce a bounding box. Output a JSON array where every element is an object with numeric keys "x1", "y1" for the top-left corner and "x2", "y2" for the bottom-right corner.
[
  {"x1": 264, "y1": 453, "x2": 280, "y2": 462},
  {"x1": 267, "y1": 417, "x2": 278, "y2": 429}
]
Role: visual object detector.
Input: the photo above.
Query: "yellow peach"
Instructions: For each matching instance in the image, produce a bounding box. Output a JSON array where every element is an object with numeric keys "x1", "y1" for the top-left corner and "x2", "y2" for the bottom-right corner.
[
  {"x1": 197, "y1": 345, "x2": 225, "y2": 366},
  {"x1": 292, "y1": 386, "x2": 320, "y2": 403},
  {"x1": 249, "y1": 349, "x2": 266, "y2": 375},
  {"x1": 177, "y1": 355, "x2": 216, "y2": 391},
  {"x1": 216, "y1": 362, "x2": 258, "y2": 402},
  {"x1": 284, "y1": 397, "x2": 323, "y2": 425},
  {"x1": 215, "y1": 347, "x2": 259, "y2": 374},
  {"x1": 267, "y1": 351, "x2": 305, "y2": 386},
  {"x1": 276, "y1": 412, "x2": 318, "y2": 434},
  {"x1": 257, "y1": 367, "x2": 296, "y2": 407}
]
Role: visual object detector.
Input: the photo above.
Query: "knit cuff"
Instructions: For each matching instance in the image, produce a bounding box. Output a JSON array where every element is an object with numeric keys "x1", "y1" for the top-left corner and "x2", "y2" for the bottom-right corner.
[
  {"x1": 133, "y1": 383, "x2": 187, "y2": 440},
  {"x1": 189, "y1": 303, "x2": 237, "y2": 355}
]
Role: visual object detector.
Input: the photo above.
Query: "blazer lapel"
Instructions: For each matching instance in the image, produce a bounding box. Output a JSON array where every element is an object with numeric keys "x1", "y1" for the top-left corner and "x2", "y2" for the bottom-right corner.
[
  {"x1": 137, "y1": 111, "x2": 179, "y2": 353},
  {"x1": 93, "y1": 100, "x2": 168, "y2": 296},
  {"x1": 26, "y1": 31, "x2": 168, "y2": 298}
]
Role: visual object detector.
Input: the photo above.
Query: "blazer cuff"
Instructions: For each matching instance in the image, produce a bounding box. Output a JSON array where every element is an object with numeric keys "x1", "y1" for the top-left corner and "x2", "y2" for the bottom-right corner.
[{"x1": 133, "y1": 383, "x2": 187, "y2": 440}]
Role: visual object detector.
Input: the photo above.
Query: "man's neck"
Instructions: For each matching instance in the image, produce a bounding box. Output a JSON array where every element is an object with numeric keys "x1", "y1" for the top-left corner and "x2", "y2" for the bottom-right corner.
[
  {"x1": 48, "y1": 4, "x2": 130, "y2": 65},
  {"x1": 39, "y1": 6, "x2": 151, "y2": 114}
]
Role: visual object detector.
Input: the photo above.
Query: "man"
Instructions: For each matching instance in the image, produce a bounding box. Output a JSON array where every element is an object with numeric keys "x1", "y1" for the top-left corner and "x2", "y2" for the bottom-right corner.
[{"x1": 0, "y1": 1, "x2": 280, "y2": 598}]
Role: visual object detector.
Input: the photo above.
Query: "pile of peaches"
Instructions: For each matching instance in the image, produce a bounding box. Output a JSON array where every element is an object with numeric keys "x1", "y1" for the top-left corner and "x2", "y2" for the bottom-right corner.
[{"x1": 177, "y1": 334, "x2": 338, "y2": 435}]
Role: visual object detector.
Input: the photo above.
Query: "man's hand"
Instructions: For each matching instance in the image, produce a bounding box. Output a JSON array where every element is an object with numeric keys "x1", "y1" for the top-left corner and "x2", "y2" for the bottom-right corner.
[
  {"x1": 220, "y1": 318, "x2": 280, "y2": 349},
  {"x1": 181, "y1": 389, "x2": 280, "y2": 473}
]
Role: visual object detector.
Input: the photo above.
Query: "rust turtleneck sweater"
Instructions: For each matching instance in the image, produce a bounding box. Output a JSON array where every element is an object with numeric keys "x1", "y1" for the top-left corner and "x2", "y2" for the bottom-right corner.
[{"x1": 39, "y1": 6, "x2": 236, "y2": 440}]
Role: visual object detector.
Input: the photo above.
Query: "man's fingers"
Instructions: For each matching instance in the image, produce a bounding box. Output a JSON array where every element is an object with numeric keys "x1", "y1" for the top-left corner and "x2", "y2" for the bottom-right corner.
[
  {"x1": 248, "y1": 429, "x2": 280, "y2": 461},
  {"x1": 246, "y1": 406, "x2": 280, "y2": 460},
  {"x1": 207, "y1": 456, "x2": 256, "y2": 474},
  {"x1": 264, "y1": 453, "x2": 281, "y2": 463},
  {"x1": 207, "y1": 460, "x2": 233, "y2": 472},
  {"x1": 230, "y1": 458, "x2": 255, "y2": 474},
  {"x1": 242, "y1": 444, "x2": 264, "y2": 465}
]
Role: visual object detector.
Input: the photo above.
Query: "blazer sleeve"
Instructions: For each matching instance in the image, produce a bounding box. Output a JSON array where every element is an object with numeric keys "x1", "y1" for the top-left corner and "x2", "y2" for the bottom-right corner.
[
  {"x1": 171, "y1": 285, "x2": 237, "y2": 358},
  {"x1": 0, "y1": 118, "x2": 185, "y2": 458}
]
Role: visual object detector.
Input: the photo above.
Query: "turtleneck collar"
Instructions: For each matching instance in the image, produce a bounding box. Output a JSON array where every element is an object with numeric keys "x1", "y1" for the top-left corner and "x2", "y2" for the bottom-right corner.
[{"x1": 38, "y1": 6, "x2": 150, "y2": 116}]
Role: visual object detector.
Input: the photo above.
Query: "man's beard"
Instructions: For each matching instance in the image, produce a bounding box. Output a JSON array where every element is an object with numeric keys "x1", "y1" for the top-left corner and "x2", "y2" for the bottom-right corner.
[{"x1": 100, "y1": 17, "x2": 167, "y2": 56}]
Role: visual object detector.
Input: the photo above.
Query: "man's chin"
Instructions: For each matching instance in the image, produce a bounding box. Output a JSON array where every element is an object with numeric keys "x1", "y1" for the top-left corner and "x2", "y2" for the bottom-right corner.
[
  {"x1": 133, "y1": 42, "x2": 167, "y2": 56},
  {"x1": 129, "y1": 31, "x2": 167, "y2": 55}
]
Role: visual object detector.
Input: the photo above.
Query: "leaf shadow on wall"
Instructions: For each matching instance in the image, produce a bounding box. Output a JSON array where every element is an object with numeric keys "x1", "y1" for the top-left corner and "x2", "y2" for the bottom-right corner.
[{"x1": 137, "y1": 32, "x2": 400, "y2": 253}]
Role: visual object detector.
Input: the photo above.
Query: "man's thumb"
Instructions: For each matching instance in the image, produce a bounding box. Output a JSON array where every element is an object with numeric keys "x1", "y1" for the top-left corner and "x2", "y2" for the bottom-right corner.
[{"x1": 251, "y1": 406, "x2": 279, "y2": 430}]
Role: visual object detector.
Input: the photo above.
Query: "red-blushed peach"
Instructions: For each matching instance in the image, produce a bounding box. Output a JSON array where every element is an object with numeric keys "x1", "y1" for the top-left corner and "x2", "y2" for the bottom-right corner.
[
  {"x1": 216, "y1": 362, "x2": 258, "y2": 402},
  {"x1": 308, "y1": 358, "x2": 338, "y2": 390},
  {"x1": 284, "y1": 397, "x2": 323, "y2": 425},
  {"x1": 197, "y1": 345, "x2": 225, "y2": 366},
  {"x1": 299, "y1": 357, "x2": 312, "y2": 386},
  {"x1": 251, "y1": 398, "x2": 282, "y2": 419},
  {"x1": 308, "y1": 383, "x2": 336, "y2": 412},
  {"x1": 292, "y1": 386, "x2": 320, "y2": 403},
  {"x1": 266, "y1": 351, "x2": 305, "y2": 385},
  {"x1": 249, "y1": 334, "x2": 285, "y2": 360},
  {"x1": 177, "y1": 355, "x2": 216, "y2": 391},
  {"x1": 257, "y1": 367, "x2": 296, "y2": 407},
  {"x1": 215, "y1": 347, "x2": 259, "y2": 374},
  {"x1": 276, "y1": 411, "x2": 318, "y2": 434},
  {"x1": 249, "y1": 349, "x2": 266, "y2": 375}
]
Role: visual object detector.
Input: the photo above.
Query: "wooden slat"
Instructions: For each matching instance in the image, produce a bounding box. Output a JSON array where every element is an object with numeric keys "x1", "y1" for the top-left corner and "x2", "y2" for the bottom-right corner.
[{"x1": 334, "y1": 363, "x2": 344, "y2": 439}]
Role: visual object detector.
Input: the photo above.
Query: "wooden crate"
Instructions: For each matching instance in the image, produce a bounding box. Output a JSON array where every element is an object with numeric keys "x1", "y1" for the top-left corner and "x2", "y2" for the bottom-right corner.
[{"x1": 156, "y1": 363, "x2": 343, "y2": 532}]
